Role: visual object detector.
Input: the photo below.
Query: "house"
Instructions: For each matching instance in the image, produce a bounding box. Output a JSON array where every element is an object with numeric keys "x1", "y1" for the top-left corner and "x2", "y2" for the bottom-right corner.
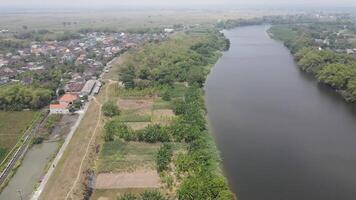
[
  {"x1": 81, "y1": 80, "x2": 97, "y2": 96},
  {"x1": 49, "y1": 93, "x2": 79, "y2": 114},
  {"x1": 65, "y1": 82, "x2": 85, "y2": 93}
]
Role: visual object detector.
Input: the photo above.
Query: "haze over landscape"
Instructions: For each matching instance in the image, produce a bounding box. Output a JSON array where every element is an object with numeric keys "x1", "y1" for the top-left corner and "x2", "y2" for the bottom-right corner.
[
  {"x1": 2, "y1": 0, "x2": 356, "y2": 9},
  {"x1": 1, "y1": 0, "x2": 356, "y2": 200}
]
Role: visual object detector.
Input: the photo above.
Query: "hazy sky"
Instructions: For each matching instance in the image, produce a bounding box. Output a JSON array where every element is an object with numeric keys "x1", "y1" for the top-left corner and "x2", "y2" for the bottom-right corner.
[{"x1": 2, "y1": 0, "x2": 356, "y2": 8}]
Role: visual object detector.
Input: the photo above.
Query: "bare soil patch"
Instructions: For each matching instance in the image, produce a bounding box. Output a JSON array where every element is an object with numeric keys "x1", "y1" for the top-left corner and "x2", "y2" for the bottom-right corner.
[
  {"x1": 117, "y1": 99, "x2": 153, "y2": 111},
  {"x1": 95, "y1": 170, "x2": 160, "y2": 189}
]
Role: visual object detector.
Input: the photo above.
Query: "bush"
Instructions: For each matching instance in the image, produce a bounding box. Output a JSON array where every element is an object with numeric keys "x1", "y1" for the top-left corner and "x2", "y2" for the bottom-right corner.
[
  {"x1": 104, "y1": 120, "x2": 133, "y2": 141},
  {"x1": 117, "y1": 191, "x2": 167, "y2": 200},
  {"x1": 162, "y1": 89, "x2": 172, "y2": 101},
  {"x1": 136, "y1": 124, "x2": 171, "y2": 143},
  {"x1": 140, "y1": 191, "x2": 167, "y2": 200},
  {"x1": 156, "y1": 143, "x2": 173, "y2": 172},
  {"x1": 102, "y1": 101, "x2": 120, "y2": 117},
  {"x1": 117, "y1": 193, "x2": 136, "y2": 200},
  {"x1": 178, "y1": 173, "x2": 230, "y2": 200}
]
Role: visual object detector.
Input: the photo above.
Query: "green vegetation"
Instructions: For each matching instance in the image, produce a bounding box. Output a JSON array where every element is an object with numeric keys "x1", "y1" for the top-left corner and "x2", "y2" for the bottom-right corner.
[
  {"x1": 269, "y1": 25, "x2": 356, "y2": 102},
  {"x1": 156, "y1": 143, "x2": 173, "y2": 172},
  {"x1": 118, "y1": 191, "x2": 167, "y2": 200},
  {"x1": 97, "y1": 140, "x2": 160, "y2": 173},
  {"x1": 0, "y1": 111, "x2": 38, "y2": 162},
  {"x1": 0, "y1": 84, "x2": 52, "y2": 111},
  {"x1": 100, "y1": 30, "x2": 232, "y2": 199},
  {"x1": 102, "y1": 101, "x2": 121, "y2": 117},
  {"x1": 119, "y1": 32, "x2": 228, "y2": 89}
]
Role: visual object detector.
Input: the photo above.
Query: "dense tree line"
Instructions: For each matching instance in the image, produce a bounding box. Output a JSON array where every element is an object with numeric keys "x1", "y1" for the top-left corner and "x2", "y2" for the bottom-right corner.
[
  {"x1": 269, "y1": 25, "x2": 356, "y2": 102},
  {"x1": 0, "y1": 84, "x2": 52, "y2": 110},
  {"x1": 119, "y1": 32, "x2": 229, "y2": 89},
  {"x1": 14, "y1": 30, "x2": 82, "y2": 41}
]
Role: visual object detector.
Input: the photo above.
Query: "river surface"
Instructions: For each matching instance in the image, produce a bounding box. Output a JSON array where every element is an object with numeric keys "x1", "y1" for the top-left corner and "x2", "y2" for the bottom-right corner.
[
  {"x1": 0, "y1": 142, "x2": 58, "y2": 200},
  {"x1": 205, "y1": 25, "x2": 356, "y2": 200}
]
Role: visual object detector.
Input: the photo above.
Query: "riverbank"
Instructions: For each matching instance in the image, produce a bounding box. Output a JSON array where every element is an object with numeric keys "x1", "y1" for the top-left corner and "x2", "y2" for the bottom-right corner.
[
  {"x1": 268, "y1": 25, "x2": 356, "y2": 102},
  {"x1": 89, "y1": 30, "x2": 234, "y2": 200}
]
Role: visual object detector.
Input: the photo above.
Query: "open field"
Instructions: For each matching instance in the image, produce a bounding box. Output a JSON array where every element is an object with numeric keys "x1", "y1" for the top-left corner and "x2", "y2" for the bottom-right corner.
[
  {"x1": 0, "y1": 111, "x2": 38, "y2": 162},
  {"x1": 0, "y1": 10, "x2": 289, "y2": 32},
  {"x1": 97, "y1": 141, "x2": 160, "y2": 173}
]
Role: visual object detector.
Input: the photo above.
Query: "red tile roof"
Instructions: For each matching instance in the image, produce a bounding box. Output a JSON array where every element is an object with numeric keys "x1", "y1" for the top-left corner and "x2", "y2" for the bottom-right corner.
[
  {"x1": 59, "y1": 93, "x2": 78, "y2": 103},
  {"x1": 49, "y1": 103, "x2": 68, "y2": 109}
]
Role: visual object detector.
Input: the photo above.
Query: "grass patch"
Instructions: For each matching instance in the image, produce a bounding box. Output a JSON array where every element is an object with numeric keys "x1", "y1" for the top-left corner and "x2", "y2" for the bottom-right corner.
[
  {"x1": 114, "y1": 111, "x2": 152, "y2": 123},
  {"x1": 115, "y1": 87, "x2": 158, "y2": 98},
  {"x1": 153, "y1": 99, "x2": 173, "y2": 110},
  {"x1": 91, "y1": 188, "x2": 153, "y2": 200},
  {"x1": 169, "y1": 84, "x2": 188, "y2": 98},
  {"x1": 97, "y1": 141, "x2": 160, "y2": 173}
]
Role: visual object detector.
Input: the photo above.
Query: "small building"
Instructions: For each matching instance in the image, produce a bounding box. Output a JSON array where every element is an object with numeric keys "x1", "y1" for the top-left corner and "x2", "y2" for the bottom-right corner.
[
  {"x1": 49, "y1": 93, "x2": 79, "y2": 114},
  {"x1": 93, "y1": 81, "x2": 102, "y2": 95},
  {"x1": 81, "y1": 80, "x2": 97, "y2": 96},
  {"x1": 50, "y1": 103, "x2": 69, "y2": 114}
]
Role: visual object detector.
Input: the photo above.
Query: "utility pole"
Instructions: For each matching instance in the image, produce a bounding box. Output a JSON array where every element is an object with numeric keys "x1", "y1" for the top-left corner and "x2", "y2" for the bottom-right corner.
[{"x1": 17, "y1": 189, "x2": 23, "y2": 200}]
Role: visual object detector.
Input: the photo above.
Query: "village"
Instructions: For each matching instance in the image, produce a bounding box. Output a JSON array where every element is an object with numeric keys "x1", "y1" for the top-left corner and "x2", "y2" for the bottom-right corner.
[{"x1": 0, "y1": 29, "x2": 171, "y2": 113}]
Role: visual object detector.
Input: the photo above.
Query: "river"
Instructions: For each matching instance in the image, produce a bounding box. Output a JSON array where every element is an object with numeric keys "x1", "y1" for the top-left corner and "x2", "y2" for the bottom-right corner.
[
  {"x1": 0, "y1": 142, "x2": 58, "y2": 200},
  {"x1": 205, "y1": 25, "x2": 356, "y2": 200}
]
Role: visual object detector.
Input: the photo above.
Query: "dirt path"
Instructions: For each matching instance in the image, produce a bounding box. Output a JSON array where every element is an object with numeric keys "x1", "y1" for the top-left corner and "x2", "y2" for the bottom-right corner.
[
  {"x1": 105, "y1": 79, "x2": 117, "y2": 102},
  {"x1": 65, "y1": 97, "x2": 102, "y2": 200}
]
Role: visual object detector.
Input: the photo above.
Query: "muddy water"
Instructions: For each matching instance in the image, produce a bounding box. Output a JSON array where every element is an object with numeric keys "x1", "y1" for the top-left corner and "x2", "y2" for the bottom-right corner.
[
  {"x1": 0, "y1": 142, "x2": 58, "y2": 200},
  {"x1": 205, "y1": 25, "x2": 356, "y2": 200}
]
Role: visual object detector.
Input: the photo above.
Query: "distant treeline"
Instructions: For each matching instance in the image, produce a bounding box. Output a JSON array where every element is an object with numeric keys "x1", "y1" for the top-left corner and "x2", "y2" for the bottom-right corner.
[
  {"x1": 13, "y1": 30, "x2": 82, "y2": 42},
  {"x1": 216, "y1": 15, "x2": 332, "y2": 29},
  {"x1": 269, "y1": 25, "x2": 356, "y2": 102}
]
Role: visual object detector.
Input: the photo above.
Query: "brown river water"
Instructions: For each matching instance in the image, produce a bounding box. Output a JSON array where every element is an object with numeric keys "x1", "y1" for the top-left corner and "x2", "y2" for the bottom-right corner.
[{"x1": 205, "y1": 25, "x2": 356, "y2": 200}]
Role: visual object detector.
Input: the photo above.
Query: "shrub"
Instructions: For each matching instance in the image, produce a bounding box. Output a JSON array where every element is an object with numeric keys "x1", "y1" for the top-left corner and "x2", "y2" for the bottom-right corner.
[
  {"x1": 104, "y1": 120, "x2": 133, "y2": 141},
  {"x1": 156, "y1": 143, "x2": 173, "y2": 172},
  {"x1": 140, "y1": 191, "x2": 167, "y2": 200},
  {"x1": 136, "y1": 124, "x2": 171, "y2": 143},
  {"x1": 102, "y1": 101, "x2": 120, "y2": 117},
  {"x1": 117, "y1": 193, "x2": 136, "y2": 200}
]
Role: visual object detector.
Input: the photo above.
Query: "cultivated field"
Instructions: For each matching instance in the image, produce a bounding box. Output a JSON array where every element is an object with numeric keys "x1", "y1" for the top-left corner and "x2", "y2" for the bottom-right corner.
[{"x1": 0, "y1": 111, "x2": 38, "y2": 162}]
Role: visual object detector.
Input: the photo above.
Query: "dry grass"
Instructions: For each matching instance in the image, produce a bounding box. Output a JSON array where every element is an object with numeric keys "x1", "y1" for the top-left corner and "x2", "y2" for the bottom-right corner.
[
  {"x1": 39, "y1": 101, "x2": 102, "y2": 200},
  {"x1": 95, "y1": 170, "x2": 161, "y2": 189},
  {"x1": 151, "y1": 109, "x2": 175, "y2": 125},
  {"x1": 97, "y1": 141, "x2": 160, "y2": 173}
]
